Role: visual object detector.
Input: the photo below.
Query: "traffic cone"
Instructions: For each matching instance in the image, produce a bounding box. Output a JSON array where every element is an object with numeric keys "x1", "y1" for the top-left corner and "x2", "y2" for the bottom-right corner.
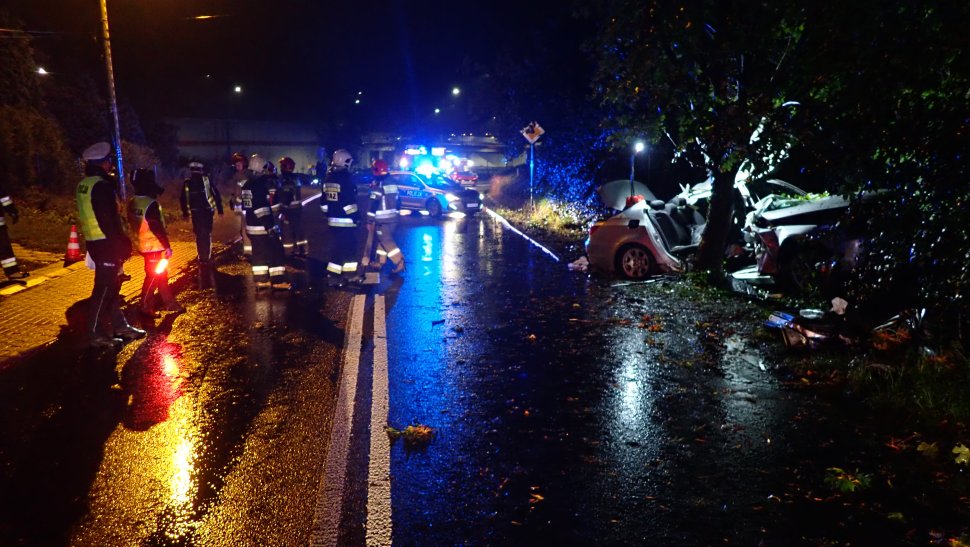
[{"x1": 64, "y1": 224, "x2": 82, "y2": 266}]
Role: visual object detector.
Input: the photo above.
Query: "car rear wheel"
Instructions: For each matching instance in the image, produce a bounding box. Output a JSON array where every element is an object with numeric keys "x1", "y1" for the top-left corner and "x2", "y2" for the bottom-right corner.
[
  {"x1": 779, "y1": 244, "x2": 825, "y2": 293},
  {"x1": 426, "y1": 198, "x2": 443, "y2": 218},
  {"x1": 615, "y1": 244, "x2": 654, "y2": 280}
]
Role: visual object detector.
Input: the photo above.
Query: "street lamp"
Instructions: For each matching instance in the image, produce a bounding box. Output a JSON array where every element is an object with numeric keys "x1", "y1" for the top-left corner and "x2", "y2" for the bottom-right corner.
[
  {"x1": 630, "y1": 141, "x2": 645, "y2": 198},
  {"x1": 37, "y1": 67, "x2": 49, "y2": 76},
  {"x1": 452, "y1": 87, "x2": 460, "y2": 96}
]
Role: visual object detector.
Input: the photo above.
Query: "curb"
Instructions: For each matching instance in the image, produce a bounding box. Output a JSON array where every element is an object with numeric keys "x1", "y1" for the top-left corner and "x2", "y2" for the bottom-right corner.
[{"x1": 0, "y1": 261, "x2": 89, "y2": 297}]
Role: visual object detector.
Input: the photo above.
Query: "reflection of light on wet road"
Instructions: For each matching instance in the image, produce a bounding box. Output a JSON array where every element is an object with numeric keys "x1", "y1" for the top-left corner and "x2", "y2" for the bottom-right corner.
[
  {"x1": 73, "y1": 337, "x2": 202, "y2": 544},
  {"x1": 605, "y1": 336, "x2": 658, "y2": 448},
  {"x1": 619, "y1": 359, "x2": 646, "y2": 425},
  {"x1": 170, "y1": 434, "x2": 197, "y2": 507},
  {"x1": 718, "y1": 334, "x2": 780, "y2": 450},
  {"x1": 421, "y1": 233, "x2": 433, "y2": 262}
]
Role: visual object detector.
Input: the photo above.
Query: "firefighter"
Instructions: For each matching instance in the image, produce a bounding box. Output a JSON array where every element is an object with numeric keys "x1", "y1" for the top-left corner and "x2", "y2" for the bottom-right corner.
[
  {"x1": 180, "y1": 160, "x2": 223, "y2": 288},
  {"x1": 0, "y1": 178, "x2": 27, "y2": 281},
  {"x1": 321, "y1": 148, "x2": 362, "y2": 287},
  {"x1": 364, "y1": 159, "x2": 405, "y2": 273},
  {"x1": 77, "y1": 142, "x2": 145, "y2": 347},
  {"x1": 230, "y1": 152, "x2": 254, "y2": 258},
  {"x1": 277, "y1": 156, "x2": 308, "y2": 257},
  {"x1": 129, "y1": 168, "x2": 184, "y2": 317},
  {"x1": 242, "y1": 161, "x2": 290, "y2": 290}
]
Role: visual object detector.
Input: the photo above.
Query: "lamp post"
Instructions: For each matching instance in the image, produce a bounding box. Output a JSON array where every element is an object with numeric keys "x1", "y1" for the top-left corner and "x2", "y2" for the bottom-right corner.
[
  {"x1": 629, "y1": 141, "x2": 645, "y2": 198},
  {"x1": 226, "y1": 85, "x2": 241, "y2": 158},
  {"x1": 99, "y1": 0, "x2": 125, "y2": 199}
]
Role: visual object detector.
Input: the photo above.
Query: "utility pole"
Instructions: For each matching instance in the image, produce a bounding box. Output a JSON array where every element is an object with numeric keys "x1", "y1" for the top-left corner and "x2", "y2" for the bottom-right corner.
[{"x1": 99, "y1": 0, "x2": 125, "y2": 199}]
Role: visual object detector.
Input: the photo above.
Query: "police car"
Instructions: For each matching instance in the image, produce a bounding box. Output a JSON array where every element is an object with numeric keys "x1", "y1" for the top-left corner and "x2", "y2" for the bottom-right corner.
[{"x1": 385, "y1": 171, "x2": 483, "y2": 218}]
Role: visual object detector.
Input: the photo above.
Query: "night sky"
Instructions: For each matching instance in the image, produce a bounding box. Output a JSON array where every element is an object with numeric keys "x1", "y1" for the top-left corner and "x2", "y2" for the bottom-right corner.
[{"x1": 9, "y1": 0, "x2": 585, "y2": 133}]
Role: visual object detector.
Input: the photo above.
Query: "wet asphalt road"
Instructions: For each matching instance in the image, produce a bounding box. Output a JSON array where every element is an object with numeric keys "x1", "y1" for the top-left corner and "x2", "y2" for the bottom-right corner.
[{"x1": 1, "y1": 201, "x2": 966, "y2": 545}]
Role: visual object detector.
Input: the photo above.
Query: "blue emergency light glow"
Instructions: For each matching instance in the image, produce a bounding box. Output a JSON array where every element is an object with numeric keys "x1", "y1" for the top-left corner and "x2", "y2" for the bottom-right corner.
[
  {"x1": 431, "y1": 147, "x2": 446, "y2": 157},
  {"x1": 398, "y1": 157, "x2": 409, "y2": 169},
  {"x1": 414, "y1": 160, "x2": 436, "y2": 177}
]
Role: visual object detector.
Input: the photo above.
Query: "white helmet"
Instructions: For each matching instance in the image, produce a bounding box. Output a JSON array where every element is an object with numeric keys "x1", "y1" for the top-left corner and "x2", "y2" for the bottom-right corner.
[{"x1": 331, "y1": 149, "x2": 353, "y2": 170}]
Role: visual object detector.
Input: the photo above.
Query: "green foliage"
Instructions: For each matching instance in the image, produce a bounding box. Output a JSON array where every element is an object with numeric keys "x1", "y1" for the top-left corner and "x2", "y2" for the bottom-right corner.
[
  {"x1": 954, "y1": 444, "x2": 970, "y2": 466},
  {"x1": 589, "y1": 1, "x2": 807, "y2": 271},
  {"x1": 848, "y1": 339, "x2": 970, "y2": 422},
  {"x1": 824, "y1": 467, "x2": 873, "y2": 493},
  {"x1": 0, "y1": 13, "x2": 44, "y2": 110},
  {"x1": 590, "y1": 0, "x2": 970, "y2": 323},
  {"x1": 0, "y1": 105, "x2": 77, "y2": 193},
  {"x1": 42, "y1": 74, "x2": 111, "y2": 154}
]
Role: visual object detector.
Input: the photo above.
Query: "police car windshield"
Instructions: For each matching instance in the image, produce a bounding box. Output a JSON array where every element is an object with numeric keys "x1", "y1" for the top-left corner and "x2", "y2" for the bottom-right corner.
[{"x1": 421, "y1": 174, "x2": 459, "y2": 191}]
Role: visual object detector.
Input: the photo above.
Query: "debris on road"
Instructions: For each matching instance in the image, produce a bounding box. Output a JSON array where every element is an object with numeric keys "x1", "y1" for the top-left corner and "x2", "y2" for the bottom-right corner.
[
  {"x1": 567, "y1": 255, "x2": 588, "y2": 272},
  {"x1": 386, "y1": 424, "x2": 436, "y2": 449}
]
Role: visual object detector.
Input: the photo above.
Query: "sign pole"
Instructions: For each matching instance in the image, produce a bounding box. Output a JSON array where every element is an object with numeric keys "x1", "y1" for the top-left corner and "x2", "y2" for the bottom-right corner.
[
  {"x1": 520, "y1": 121, "x2": 544, "y2": 212},
  {"x1": 529, "y1": 141, "x2": 535, "y2": 210}
]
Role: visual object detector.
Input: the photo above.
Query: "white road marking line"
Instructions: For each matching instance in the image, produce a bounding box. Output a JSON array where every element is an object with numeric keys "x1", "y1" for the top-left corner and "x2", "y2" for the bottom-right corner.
[
  {"x1": 483, "y1": 206, "x2": 560, "y2": 262},
  {"x1": 310, "y1": 293, "x2": 366, "y2": 547},
  {"x1": 302, "y1": 193, "x2": 322, "y2": 206},
  {"x1": 366, "y1": 294, "x2": 392, "y2": 546}
]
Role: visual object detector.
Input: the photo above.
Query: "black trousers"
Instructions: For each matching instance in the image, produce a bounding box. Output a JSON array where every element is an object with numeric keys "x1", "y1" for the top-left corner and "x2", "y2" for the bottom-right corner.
[
  {"x1": 87, "y1": 239, "x2": 127, "y2": 337},
  {"x1": 326, "y1": 225, "x2": 361, "y2": 279},
  {"x1": 190, "y1": 210, "x2": 214, "y2": 261},
  {"x1": 249, "y1": 232, "x2": 286, "y2": 283},
  {"x1": 283, "y1": 208, "x2": 307, "y2": 255},
  {"x1": 0, "y1": 225, "x2": 20, "y2": 276}
]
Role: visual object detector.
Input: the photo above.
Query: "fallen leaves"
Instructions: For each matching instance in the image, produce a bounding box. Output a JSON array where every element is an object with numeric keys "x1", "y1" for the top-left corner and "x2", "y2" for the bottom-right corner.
[
  {"x1": 953, "y1": 443, "x2": 970, "y2": 465},
  {"x1": 386, "y1": 424, "x2": 435, "y2": 449},
  {"x1": 824, "y1": 467, "x2": 873, "y2": 493}
]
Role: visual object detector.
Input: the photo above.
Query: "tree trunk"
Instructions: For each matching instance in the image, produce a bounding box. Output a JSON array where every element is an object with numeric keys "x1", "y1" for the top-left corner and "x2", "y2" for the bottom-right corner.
[{"x1": 694, "y1": 168, "x2": 739, "y2": 274}]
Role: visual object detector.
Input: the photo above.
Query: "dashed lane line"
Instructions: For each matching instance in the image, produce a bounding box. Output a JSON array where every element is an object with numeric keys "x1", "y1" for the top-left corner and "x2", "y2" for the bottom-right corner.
[
  {"x1": 366, "y1": 294, "x2": 392, "y2": 546},
  {"x1": 310, "y1": 293, "x2": 366, "y2": 546}
]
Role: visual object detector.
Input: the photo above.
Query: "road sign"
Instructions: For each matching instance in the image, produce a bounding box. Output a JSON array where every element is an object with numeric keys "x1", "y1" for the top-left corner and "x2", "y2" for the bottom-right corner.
[{"x1": 520, "y1": 121, "x2": 545, "y2": 144}]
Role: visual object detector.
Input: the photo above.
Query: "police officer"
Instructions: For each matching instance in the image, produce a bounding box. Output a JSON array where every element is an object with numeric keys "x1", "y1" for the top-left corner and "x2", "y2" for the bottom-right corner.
[
  {"x1": 277, "y1": 156, "x2": 308, "y2": 257},
  {"x1": 77, "y1": 142, "x2": 145, "y2": 347},
  {"x1": 180, "y1": 160, "x2": 223, "y2": 288},
  {"x1": 321, "y1": 149, "x2": 361, "y2": 287},
  {"x1": 0, "y1": 178, "x2": 27, "y2": 281},
  {"x1": 129, "y1": 168, "x2": 184, "y2": 317},
  {"x1": 230, "y1": 152, "x2": 254, "y2": 258},
  {"x1": 242, "y1": 160, "x2": 290, "y2": 290},
  {"x1": 364, "y1": 159, "x2": 405, "y2": 273}
]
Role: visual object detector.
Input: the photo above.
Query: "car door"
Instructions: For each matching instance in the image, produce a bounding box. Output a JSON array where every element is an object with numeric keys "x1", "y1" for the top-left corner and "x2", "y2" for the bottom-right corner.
[
  {"x1": 391, "y1": 174, "x2": 417, "y2": 209},
  {"x1": 395, "y1": 174, "x2": 430, "y2": 210}
]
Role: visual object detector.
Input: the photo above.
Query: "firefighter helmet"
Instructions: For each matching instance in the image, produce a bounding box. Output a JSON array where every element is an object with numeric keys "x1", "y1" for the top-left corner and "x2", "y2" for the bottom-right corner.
[
  {"x1": 371, "y1": 158, "x2": 390, "y2": 177},
  {"x1": 231, "y1": 152, "x2": 248, "y2": 168},
  {"x1": 279, "y1": 156, "x2": 296, "y2": 173},
  {"x1": 331, "y1": 149, "x2": 353, "y2": 170},
  {"x1": 262, "y1": 161, "x2": 276, "y2": 175},
  {"x1": 188, "y1": 159, "x2": 204, "y2": 172}
]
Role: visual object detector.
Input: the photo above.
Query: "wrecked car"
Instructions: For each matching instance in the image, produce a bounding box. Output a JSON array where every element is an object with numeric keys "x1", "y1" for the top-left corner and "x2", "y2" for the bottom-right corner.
[
  {"x1": 740, "y1": 186, "x2": 875, "y2": 292},
  {"x1": 585, "y1": 180, "x2": 705, "y2": 279}
]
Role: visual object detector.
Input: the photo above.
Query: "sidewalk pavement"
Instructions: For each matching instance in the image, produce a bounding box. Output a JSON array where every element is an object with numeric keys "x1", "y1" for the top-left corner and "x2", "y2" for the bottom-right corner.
[{"x1": 0, "y1": 241, "x2": 203, "y2": 365}]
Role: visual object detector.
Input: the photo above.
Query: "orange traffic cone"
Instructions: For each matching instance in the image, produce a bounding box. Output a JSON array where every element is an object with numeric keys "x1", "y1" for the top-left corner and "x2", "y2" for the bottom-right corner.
[{"x1": 64, "y1": 224, "x2": 82, "y2": 265}]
